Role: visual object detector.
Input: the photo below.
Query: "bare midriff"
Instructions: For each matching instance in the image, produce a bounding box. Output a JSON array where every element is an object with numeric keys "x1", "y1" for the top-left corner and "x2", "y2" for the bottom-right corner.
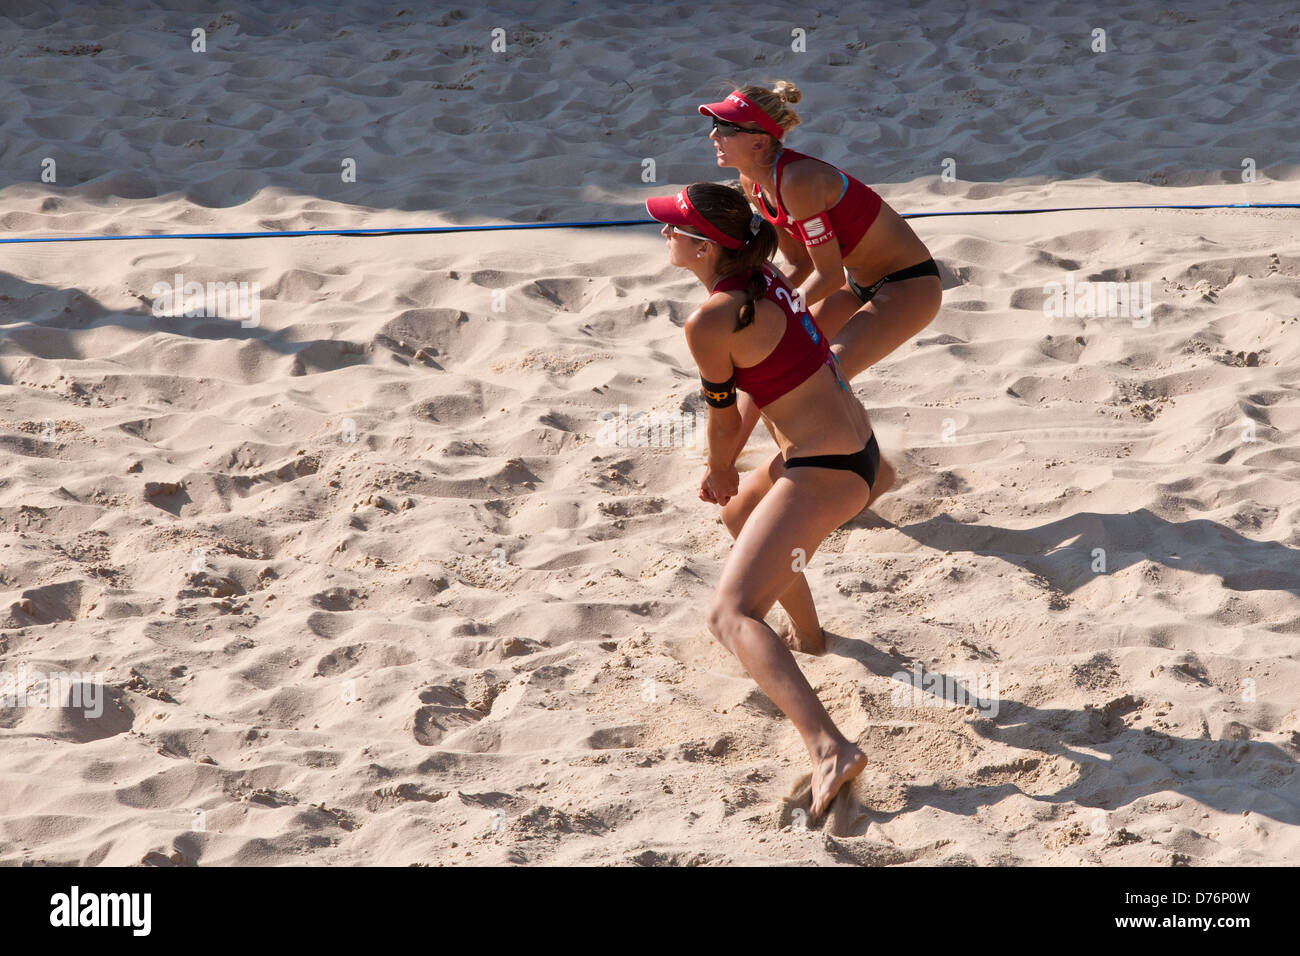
[
  {"x1": 840, "y1": 199, "x2": 935, "y2": 286},
  {"x1": 724, "y1": 297, "x2": 872, "y2": 461}
]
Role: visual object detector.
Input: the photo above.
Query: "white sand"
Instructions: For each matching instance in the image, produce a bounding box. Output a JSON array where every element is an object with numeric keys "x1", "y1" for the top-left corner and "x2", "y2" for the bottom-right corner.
[{"x1": 1, "y1": 2, "x2": 1298, "y2": 866}]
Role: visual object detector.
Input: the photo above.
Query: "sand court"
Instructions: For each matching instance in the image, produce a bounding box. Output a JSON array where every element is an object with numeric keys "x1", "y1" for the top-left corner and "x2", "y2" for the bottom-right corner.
[{"x1": 2, "y1": 1, "x2": 1298, "y2": 866}]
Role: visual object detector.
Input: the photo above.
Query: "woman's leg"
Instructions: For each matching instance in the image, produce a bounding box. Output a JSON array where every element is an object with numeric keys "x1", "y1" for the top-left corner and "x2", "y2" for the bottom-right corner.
[
  {"x1": 808, "y1": 287, "x2": 868, "y2": 341},
  {"x1": 707, "y1": 468, "x2": 872, "y2": 816},
  {"x1": 720, "y1": 452, "x2": 824, "y2": 652},
  {"x1": 807, "y1": 276, "x2": 942, "y2": 507},
  {"x1": 823, "y1": 276, "x2": 943, "y2": 381}
]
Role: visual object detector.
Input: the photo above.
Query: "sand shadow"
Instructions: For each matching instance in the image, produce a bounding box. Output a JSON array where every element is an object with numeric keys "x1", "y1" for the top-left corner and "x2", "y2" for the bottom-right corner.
[
  {"x1": 893, "y1": 509, "x2": 1300, "y2": 597},
  {"x1": 764, "y1": 506, "x2": 1300, "y2": 844},
  {"x1": 816, "y1": 634, "x2": 1300, "y2": 840},
  {"x1": 0, "y1": 271, "x2": 378, "y2": 391}
]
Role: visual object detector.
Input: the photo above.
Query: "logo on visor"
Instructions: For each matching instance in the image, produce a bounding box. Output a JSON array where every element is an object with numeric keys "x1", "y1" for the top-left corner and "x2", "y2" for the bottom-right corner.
[
  {"x1": 725, "y1": 93, "x2": 747, "y2": 107},
  {"x1": 676, "y1": 194, "x2": 690, "y2": 215},
  {"x1": 803, "y1": 216, "x2": 826, "y2": 238}
]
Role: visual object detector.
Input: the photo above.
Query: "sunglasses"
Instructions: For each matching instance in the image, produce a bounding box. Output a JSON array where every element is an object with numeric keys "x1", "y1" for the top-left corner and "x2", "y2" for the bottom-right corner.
[
  {"x1": 666, "y1": 224, "x2": 713, "y2": 243},
  {"x1": 711, "y1": 117, "x2": 768, "y2": 137}
]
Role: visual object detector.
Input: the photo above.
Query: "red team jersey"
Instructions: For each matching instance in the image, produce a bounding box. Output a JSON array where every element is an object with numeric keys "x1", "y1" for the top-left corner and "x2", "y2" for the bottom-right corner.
[
  {"x1": 752, "y1": 148, "x2": 883, "y2": 255},
  {"x1": 711, "y1": 264, "x2": 840, "y2": 407}
]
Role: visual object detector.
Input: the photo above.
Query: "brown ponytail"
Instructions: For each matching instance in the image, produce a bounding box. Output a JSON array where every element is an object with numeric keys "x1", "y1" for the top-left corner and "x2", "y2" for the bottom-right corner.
[
  {"x1": 738, "y1": 267, "x2": 768, "y2": 329},
  {"x1": 685, "y1": 182, "x2": 779, "y2": 330}
]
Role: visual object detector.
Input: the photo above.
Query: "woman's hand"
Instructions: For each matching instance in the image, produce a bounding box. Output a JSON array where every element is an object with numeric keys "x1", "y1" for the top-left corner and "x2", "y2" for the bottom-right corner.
[
  {"x1": 699, "y1": 470, "x2": 716, "y2": 503},
  {"x1": 701, "y1": 463, "x2": 739, "y2": 506}
]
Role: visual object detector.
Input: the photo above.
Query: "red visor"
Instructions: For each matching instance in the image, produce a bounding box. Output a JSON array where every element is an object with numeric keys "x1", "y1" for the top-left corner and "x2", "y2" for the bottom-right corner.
[
  {"x1": 698, "y1": 91, "x2": 785, "y2": 140},
  {"x1": 645, "y1": 188, "x2": 744, "y2": 249}
]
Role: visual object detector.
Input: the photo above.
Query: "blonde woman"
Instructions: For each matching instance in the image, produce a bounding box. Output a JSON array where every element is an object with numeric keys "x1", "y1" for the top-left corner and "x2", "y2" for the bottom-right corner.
[
  {"x1": 700, "y1": 81, "x2": 942, "y2": 383},
  {"x1": 646, "y1": 181, "x2": 872, "y2": 817}
]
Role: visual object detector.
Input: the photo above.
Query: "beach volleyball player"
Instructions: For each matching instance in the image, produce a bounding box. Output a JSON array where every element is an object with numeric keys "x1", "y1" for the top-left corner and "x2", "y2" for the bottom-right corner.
[
  {"x1": 699, "y1": 81, "x2": 944, "y2": 499},
  {"x1": 645, "y1": 181, "x2": 873, "y2": 817}
]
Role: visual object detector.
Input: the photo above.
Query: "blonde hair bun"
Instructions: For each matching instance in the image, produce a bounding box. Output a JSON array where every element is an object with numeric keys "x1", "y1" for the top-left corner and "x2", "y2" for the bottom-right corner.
[{"x1": 772, "y1": 80, "x2": 802, "y2": 105}]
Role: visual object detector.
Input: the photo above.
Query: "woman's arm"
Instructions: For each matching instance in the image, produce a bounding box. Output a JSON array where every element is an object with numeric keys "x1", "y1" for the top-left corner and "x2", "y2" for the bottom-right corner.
[
  {"x1": 743, "y1": 172, "x2": 812, "y2": 289},
  {"x1": 684, "y1": 305, "x2": 743, "y2": 504},
  {"x1": 775, "y1": 227, "x2": 813, "y2": 290},
  {"x1": 780, "y1": 164, "x2": 848, "y2": 308}
]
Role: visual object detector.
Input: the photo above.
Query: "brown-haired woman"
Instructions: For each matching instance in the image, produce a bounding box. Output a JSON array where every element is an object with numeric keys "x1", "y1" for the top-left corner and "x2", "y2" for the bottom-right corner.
[{"x1": 645, "y1": 181, "x2": 873, "y2": 818}]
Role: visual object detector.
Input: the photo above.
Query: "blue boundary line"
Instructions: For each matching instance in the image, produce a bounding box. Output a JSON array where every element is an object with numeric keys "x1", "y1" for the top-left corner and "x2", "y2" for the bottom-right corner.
[{"x1": 0, "y1": 203, "x2": 1295, "y2": 245}]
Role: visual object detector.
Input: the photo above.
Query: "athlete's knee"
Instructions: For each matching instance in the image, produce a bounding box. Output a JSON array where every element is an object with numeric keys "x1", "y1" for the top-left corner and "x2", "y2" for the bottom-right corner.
[
  {"x1": 705, "y1": 597, "x2": 743, "y2": 649},
  {"x1": 720, "y1": 493, "x2": 756, "y2": 537},
  {"x1": 705, "y1": 599, "x2": 729, "y2": 641},
  {"x1": 722, "y1": 473, "x2": 774, "y2": 537}
]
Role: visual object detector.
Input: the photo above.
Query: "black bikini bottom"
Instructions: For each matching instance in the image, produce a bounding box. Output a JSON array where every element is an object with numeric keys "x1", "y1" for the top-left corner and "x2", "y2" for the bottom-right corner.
[
  {"x1": 846, "y1": 258, "x2": 940, "y2": 304},
  {"x1": 783, "y1": 432, "x2": 879, "y2": 488}
]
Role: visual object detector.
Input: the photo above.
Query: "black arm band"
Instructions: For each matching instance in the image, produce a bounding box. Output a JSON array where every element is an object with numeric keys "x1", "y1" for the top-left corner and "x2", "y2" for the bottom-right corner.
[{"x1": 700, "y1": 374, "x2": 737, "y2": 408}]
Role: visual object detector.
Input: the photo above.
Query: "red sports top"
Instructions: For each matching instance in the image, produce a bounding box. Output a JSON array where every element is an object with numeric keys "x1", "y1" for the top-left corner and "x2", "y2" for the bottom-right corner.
[
  {"x1": 752, "y1": 148, "x2": 882, "y2": 256},
  {"x1": 712, "y1": 264, "x2": 837, "y2": 408}
]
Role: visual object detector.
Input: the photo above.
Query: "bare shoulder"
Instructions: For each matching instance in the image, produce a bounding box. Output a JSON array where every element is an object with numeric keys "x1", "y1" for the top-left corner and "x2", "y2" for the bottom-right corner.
[
  {"x1": 779, "y1": 157, "x2": 839, "y2": 217},
  {"x1": 783, "y1": 153, "x2": 836, "y2": 184},
  {"x1": 685, "y1": 295, "x2": 738, "y2": 341}
]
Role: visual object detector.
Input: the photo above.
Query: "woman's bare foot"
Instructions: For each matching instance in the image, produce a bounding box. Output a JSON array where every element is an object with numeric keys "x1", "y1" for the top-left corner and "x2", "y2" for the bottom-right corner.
[
  {"x1": 810, "y1": 740, "x2": 867, "y2": 818},
  {"x1": 779, "y1": 623, "x2": 825, "y2": 655},
  {"x1": 866, "y1": 455, "x2": 896, "y2": 508}
]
